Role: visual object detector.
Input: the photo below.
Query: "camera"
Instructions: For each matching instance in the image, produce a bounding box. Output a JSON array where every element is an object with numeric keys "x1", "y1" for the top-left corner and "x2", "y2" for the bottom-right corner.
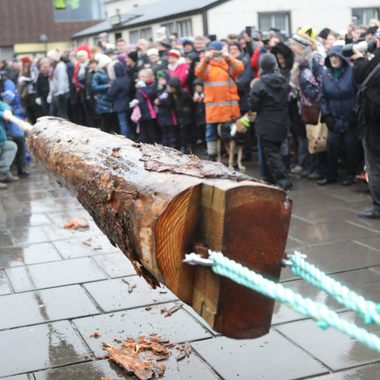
[
  {"x1": 343, "y1": 39, "x2": 377, "y2": 57},
  {"x1": 213, "y1": 51, "x2": 222, "y2": 58}
]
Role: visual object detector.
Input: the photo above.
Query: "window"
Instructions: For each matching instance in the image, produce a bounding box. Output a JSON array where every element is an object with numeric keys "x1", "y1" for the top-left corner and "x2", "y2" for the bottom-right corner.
[
  {"x1": 258, "y1": 12, "x2": 290, "y2": 34},
  {"x1": 352, "y1": 8, "x2": 379, "y2": 25},
  {"x1": 140, "y1": 27, "x2": 153, "y2": 41},
  {"x1": 161, "y1": 22, "x2": 174, "y2": 35},
  {"x1": 129, "y1": 27, "x2": 152, "y2": 43},
  {"x1": 176, "y1": 19, "x2": 193, "y2": 37},
  {"x1": 129, "y1": 30, "x2": 139, "y2": 44}
]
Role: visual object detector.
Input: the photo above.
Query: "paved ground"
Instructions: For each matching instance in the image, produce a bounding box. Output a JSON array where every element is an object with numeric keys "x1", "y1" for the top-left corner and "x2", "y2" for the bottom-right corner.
[{"x1": 1, "y1": 161, "x2": 380, "y2": 380}]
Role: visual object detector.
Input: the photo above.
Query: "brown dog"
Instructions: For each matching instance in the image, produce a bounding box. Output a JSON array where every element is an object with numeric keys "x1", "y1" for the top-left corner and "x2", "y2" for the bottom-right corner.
[{"x1": 217, "y1": 112, "x2": 256, "y2": 172}]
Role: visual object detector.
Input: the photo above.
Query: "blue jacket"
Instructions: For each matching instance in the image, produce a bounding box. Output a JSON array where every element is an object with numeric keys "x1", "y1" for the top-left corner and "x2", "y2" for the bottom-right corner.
[
  {"x1": 135, "y1": 83, "x2": 157, "y2": 121},
  {"x1": 0, "y1": 101, "x2": 11, "y2": 146},
  {"x1": 2, "y1": 79, "x2": 24, "y2": 137},
  {"x1": 92, "y1": 70, "x2": 113, "y2": 114},
  {"x1": 321, "y1": 46, "x2": 357, "y2": 131},
  {"x1": 107, "y1": 62, "x2": 131, "y2": 113}
]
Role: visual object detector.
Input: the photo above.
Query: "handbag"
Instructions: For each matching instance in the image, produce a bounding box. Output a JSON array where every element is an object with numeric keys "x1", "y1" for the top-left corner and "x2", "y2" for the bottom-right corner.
[
  {"x1": 131, "y1": 105, "x2": 141, "y2": 124},
  {"x1": 306, "y1": 114, "x2": 328, "y2": 154},
  {"x1": 301, "y1": 103, "x2": 320, "y2": 125}
]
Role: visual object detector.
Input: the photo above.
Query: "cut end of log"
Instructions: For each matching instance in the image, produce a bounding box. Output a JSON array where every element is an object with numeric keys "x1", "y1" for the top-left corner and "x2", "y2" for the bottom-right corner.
[{"x1": 28, "y1": 117, "x2": 292, "y2": 339}]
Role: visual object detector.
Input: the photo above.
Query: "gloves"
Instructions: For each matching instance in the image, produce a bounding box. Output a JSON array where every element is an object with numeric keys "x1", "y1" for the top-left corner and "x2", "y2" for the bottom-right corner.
[
  {"x1": 324, "y1": 114, "x2": 335, "y2": 131},
  {"x1": 135, "y1": 80, "x2": 146, "y2": 88},
  {"x1": 35, "y1": 97, "x2": 42, "y2": 106},
  {"x1": 46, "y1": 95, "x2": 52, "y2": 104},
  {"x1": 129, "y1": 99, "x2": 139, "y2": 108}
]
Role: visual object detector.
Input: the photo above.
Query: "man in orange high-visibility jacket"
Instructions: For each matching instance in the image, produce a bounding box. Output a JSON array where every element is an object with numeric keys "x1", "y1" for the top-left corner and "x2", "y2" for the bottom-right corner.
[{"x1": 195, "y1": 40, "x2": 244, "y2": 160}]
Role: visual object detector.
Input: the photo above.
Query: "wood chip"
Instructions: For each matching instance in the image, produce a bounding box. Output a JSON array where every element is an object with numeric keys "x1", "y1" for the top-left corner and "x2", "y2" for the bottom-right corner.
[
  {"x1": 176, "y1": 342, "x2": 192, "y2": 361},
  {"x1": 160, "y1": 303, "x2": 183, "y2": 317},
  {"x1": 64, "y1": 218, "x2": 89, "y2": 231},
  {"x1": 90, "y1": 331, "x2": 101, "y2": 339}
]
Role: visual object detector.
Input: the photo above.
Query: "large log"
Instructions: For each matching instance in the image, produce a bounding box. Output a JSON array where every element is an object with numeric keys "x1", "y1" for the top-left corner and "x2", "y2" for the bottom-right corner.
[{"x1": 27, "y1": 117, "x2": 292, "y2": 339}]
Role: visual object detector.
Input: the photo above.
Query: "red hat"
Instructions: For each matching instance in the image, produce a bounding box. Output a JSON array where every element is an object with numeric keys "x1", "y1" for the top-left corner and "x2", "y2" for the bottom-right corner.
[
  {"x1": 167, "y1": 49, "x2": 181, "y2": 59},
  {"x1": 21, "y1": 56, "x2": 31, "y2": 64}
]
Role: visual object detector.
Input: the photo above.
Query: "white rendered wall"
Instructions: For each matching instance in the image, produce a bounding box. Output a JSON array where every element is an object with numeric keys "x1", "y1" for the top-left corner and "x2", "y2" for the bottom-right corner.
[{"x1": 207, "y1": 0, "x2": 380, "y2": 37}]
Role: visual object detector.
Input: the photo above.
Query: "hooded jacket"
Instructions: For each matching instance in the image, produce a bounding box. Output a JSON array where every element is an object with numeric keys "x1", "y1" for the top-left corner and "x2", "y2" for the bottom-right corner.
[
  {"x1": 195, "y1": 55, "x2": 244, "y2": 123},
  {"x1": 249, "y1": 71, "x2": 291, "y2": 142},
  {"x1": 92, "y1": 69, "x2": 112, "y2": 114},
  {"x1": 107, "y1": 62, "x2": 131, "y2": 113},
  {"x1": 0, "y1": 101, "x2": 11, "y2": 146},
  {"x1": 320, "y1": 46, "x2": 357, "y2": 132},
  {"x1": 271, "y1": 42, "x2": 294, "y2": 80}
]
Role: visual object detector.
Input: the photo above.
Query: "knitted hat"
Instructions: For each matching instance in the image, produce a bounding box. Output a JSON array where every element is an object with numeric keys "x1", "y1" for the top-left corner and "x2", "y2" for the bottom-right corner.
[
  {"x1": 208, "y1": 40, "x2": 223, "y2": 51},
  {"x1": 159, "y1": 38, "x2": 172, "y2": 49},
  {"x1": 259, "y1": 53, "x2": 277, "y2": 72},
  {"x1": 95, "y1": 53, "x2": 112, "y2": 69},
  {"x1": 47, "y1": 49, "x2": 61, "y2": 62},
  {"x1": 147, "y1": 48, "x2": 159, "y2": 57},
  {"x1": 290, "y1": 33, "x2": 312, "y2": 48},
  {"x1": 20, "y1": 56, "x2": 32, "y2": 64},
  {"x1": 167, "y1": 49, "x2": 181, "y2": 59}
]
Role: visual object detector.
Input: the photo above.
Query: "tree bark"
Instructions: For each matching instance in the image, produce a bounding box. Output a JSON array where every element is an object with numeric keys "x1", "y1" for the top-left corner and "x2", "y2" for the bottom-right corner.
[{"x1": 28, "y1": 117, "x2": 292, "y2": 339}]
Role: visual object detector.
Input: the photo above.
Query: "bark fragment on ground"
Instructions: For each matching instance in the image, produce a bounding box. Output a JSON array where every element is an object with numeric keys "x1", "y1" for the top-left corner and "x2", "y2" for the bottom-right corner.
[
  {"x1": 103, "y1": 335, "x2": 176, "y2": 379},
  {"x1": 64, "y1": 217, "x2": 89, "y2": 230}
]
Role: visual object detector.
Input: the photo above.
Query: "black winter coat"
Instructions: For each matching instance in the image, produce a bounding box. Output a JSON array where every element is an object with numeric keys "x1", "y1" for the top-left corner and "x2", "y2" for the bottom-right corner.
[
  {"x1": 108, "y1": 62, "x2": 131, "y2": 113},
  {"x1": 320, "y1": 46, "x2": 357, "y2": 133},
  {"x1": 249, "y1": 71, "x2": 290, "y2": 142},
  {"x1": 135, "y1": 83, "x2": 157, "y2": 121},
  {"x1": 353, "y1": 47, "x2": 380, "y2": 134}
]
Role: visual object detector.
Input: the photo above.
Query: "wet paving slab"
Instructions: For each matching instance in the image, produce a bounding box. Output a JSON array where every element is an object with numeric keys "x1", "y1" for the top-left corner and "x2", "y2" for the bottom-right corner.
[
  {"x1": 83, "y1": 276, "x2": 177, "y2": 312},
  {"x1": 0, "y1": 243, "x2": 61, "y2": 269},
  {"x1": 33, "y1": 355, "x2": 220, "y2": 380},
  {"x1": 276, "y1": 311, "x2": 380, "y2": 371},
  {"x1": 192, "y1": 331, "x2": 329, "y2": 379},
  {"x1": 0, "y1": 285, "x2": 99, "y2": 331},
  {"x1": 1, "y1": 166, "x2": 380, "y2": 379},
  {"x1": 5, "y1": 257, "x2": 107, "y2": 292},
  {"x1": 0, "y1": 321, "x2": 90, "y2": 377},
  {"x1": 52, "y1": 235, "x2": 120, "y2": 260},
  {"x1": 73, "y1": 304, "x2": 213, "y2": 358},
  {"x1": 310, "y1": 362, "x2": 380, "y2": 379},
  {"x1": 92, "y1": 252, "x2": 137, "y2": 278}
]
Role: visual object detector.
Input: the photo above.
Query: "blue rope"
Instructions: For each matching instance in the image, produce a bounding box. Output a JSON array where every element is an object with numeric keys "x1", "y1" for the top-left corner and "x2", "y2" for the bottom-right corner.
[
  {"x1": 208, "y1": 250, "x2": 380, "y2": 353},
  {"x1": 288, "y1": 251, "x2": 380, "y2": 326}
]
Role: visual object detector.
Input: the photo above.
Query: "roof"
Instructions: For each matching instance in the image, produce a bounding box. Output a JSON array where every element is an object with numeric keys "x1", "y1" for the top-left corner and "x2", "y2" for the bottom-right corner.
[
  {"x1": 73, "y1": 0, "x2": 229, "y2": 38},
  {"x1": 0, "y1": 0, "x2": 101, "y2": 45}
]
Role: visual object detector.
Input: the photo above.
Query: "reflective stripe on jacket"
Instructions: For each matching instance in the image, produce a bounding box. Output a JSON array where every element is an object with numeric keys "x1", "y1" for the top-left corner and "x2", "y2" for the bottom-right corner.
[{"x1": 195, "y1": 56, "x2": 243, "y2": 123}]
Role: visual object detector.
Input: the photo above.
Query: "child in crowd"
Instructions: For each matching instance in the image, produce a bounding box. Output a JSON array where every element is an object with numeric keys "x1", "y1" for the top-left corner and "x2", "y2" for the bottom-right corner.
[
  {"x1": 131, "y1": 69, "x2": 159, "y2": 144},
  {"x1": 192, "y1": 79, "x2": 206, "y2": 146}
]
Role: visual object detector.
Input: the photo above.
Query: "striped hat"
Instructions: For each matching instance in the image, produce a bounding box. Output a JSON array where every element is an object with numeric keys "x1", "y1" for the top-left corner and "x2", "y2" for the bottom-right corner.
[{"x1": 290, "y1": 33, "x2": 312, "y2": 48}]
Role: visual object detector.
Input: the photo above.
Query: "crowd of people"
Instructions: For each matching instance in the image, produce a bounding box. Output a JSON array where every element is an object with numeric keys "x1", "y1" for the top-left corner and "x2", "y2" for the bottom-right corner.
[{"x1": 0, "y1": 21, "x2": 379, "y2": 219}]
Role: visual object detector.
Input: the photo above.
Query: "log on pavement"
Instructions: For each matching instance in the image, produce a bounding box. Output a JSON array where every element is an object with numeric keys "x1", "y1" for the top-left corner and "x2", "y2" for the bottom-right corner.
[{"x1": 27, "y1": 117, "x2": 292, "y2": 339}]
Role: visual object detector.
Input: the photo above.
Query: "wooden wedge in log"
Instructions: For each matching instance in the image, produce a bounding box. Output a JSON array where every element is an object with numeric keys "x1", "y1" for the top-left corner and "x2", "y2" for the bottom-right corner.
[{"x1": 27, "y1": 117, "x2": 292, "y2": 339}]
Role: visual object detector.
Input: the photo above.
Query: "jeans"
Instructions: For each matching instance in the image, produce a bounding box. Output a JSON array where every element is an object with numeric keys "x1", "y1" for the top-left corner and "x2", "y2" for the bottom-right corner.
[
  {"x1": 205, "y1": 123, "x2": 218, "y2": 142},
  {"x1": 117, "y1": 112, "x2": 131, "y2": 138},
  {"x1": 363, "y1": 128, "x2": 380, "y2": 210},
  {"x1": 0, "y1": 140, "x2": 17, "y2": 174}
]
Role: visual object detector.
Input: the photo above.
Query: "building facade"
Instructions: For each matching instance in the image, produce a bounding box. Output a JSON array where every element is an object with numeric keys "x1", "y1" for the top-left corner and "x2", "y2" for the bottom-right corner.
[
  {"x1": 73, "y1": 0, "x2": 380, "y2": 45},
  {"x1": 0, "y1": 0, "x2": 104, "y2": 59}
]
